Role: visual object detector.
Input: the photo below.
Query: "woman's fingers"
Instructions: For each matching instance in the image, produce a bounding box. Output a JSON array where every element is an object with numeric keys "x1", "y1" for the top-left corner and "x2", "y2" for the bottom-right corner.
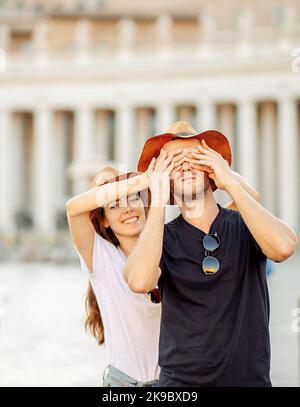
[
  {"x1": 155, "y1": 151, "x2": 173, "y2": 172},
  {"x1": 173, "y1": 157, "x2": 185, "y2": 169},
  {"x1": 146, "y1": 157, "x2": 156, "y2": 174},
  {"x1": 154, "y1": 149, "x2": 168, "y2": 170},
  {"x1": 166, "y1": 159, "x2": 175, "y2": 175}
]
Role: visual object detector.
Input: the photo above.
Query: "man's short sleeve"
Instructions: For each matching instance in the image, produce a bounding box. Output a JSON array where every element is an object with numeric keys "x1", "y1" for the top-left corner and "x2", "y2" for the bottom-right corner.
[
  {"x1": 157, "y1": 256, "x2": 165, "y2": 295},
  {"x1": 238, "y1": 213, "x2": 267, "y2": 259},
  {"x1": 159, "y1": 255, "x2": 165, "y2": 273},
  {"x1": 249, "y1": 232, "x2": 267, "y2": 259}
]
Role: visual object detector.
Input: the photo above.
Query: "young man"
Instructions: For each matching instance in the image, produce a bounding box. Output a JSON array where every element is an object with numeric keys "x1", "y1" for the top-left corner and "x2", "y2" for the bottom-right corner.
[{"x1": 124, "y1": 121, "x2": 297, "y2": 387}]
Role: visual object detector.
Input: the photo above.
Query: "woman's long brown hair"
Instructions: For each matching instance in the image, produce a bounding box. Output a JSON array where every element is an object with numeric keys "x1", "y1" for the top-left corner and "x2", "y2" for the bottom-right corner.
[
  {"x1": 84, "y1": 167, "x2": 120, "y2": 345},
  {"x1": 84, "y1": 168, "x2": 149, "y2": 345}
]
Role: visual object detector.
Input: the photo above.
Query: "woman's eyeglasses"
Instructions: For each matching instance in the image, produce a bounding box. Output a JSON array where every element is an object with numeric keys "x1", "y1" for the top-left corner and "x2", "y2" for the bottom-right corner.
[
  {"x1": 147, "y1": 287, "x2": 161, "y2": 304},
  {"x1": 202, "y1": 233, "x2": 220, "y2": 275}
]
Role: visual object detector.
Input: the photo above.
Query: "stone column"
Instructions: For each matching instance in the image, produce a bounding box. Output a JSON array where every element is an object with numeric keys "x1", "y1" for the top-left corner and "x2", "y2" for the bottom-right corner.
[
  {"x1": 197, "y1": 11, "x2": 215, "y2": 57},
  {"x1": 76, "y1": 18, "x2": 91, "y2": 65},
  {"x1": 33, "y1": 108, "x2": 55, "y2": 234},
  {"x1": 95, "y1": 110, "x2": 111, "y2": 161},
  {"x1": 196, "y1": 101, "x2": 215, "y2": 131},
  {"x1": 259, "y1": 102, "x2": 276, "y2": 214},
  {"x1": 156, "y1": 103, "x2": 174, "y2": 134},
  {"x1": 118, "y1": 17, "x2": 135, "y2": 60},
  {"x1": 34, "y1": 19, "x2": 49, "y2": 65},
  {"x1": 0, "y1": 24, "x2": 9, "y2": 72},
  {"x1": 115, "y1": 104, "x2": 134, "y2": 172},
  {"x1": 237, "y1": 99, "x2": 257, "y2": 188},
  {"x1": 73, "y1": 107, "x2": 94, "y2": 194},
  {"x1": 217, "y1": 103, "x2": 236, "y2": 169},
  {"x1": 0, "y1": 109, "x2": 15, "y2": 233},
  {"x1": 156, "y1": 14, "x2": 172, "y2": 58},
  {"x1": 277, "y1": 97, "x2": 298, "y2": 230}
]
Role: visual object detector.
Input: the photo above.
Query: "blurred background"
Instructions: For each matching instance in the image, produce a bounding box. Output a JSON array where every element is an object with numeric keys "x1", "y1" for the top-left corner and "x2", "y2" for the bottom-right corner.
[{"x1": 0, "y1": 0, "x2": 299, "y2": 386}]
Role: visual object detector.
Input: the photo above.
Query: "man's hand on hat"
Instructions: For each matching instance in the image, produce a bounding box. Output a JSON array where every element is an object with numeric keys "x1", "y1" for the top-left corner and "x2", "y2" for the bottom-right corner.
[{"x1": 185, "y1": 139, "x2": 237, "y2": 191}]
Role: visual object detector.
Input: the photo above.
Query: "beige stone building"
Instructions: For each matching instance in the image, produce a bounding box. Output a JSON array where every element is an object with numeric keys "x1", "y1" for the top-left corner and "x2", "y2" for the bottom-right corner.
[{"x1": 0, "y1": 0, "x2": 299, "y2": 259}]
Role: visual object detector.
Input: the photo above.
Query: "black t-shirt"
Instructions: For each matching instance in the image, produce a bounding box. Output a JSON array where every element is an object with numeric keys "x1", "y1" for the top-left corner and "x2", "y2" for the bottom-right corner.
[{"x1": 157, "y1": 204, "x2": 271, "y2": 387}]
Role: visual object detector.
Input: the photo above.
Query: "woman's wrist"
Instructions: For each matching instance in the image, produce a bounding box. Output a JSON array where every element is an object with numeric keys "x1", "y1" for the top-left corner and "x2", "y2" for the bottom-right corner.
[{"x1": 132, "y1": 172, "x2": 149, "y2": 192}]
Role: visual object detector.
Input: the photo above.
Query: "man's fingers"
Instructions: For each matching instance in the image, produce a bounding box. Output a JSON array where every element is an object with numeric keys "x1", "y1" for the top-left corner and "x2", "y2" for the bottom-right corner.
[
  {"x1": 189, "y1": 163, "x2": 213, "y2": 173},
  {"x1": 191, "y1": 153, "x2": 219, "y2": 163},
  {"x1": 195, "y1": 159, "x2": 215, "y2": 168},
  {"x1": 199, "y1": 140, "x2": 222, "y2": 157},
  {"x1": 196, "y1": 145, "x2": 218, "y2": 158}
]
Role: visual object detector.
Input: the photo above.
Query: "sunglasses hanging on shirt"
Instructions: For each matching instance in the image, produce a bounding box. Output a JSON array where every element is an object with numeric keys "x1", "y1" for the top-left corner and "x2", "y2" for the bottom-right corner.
[{"x1": 202, "y1": 232, "x2": 220, "y2": 275}]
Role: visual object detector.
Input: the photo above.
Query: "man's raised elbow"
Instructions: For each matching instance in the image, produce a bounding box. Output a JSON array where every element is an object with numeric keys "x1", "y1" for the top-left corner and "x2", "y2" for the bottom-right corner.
[
  {"x1": 128, "y1": 281, "x2": 149, "y2": 294},
  {"x1": 126, "y1": 276, "x2": 149, "y2": 294},
  {"x1": 271, "y1": 239, "x2": 297, "y2": 262},
  {"x1": 124, "y1": 266, "x2": 149, "y2": 294},
  {"x1": 254, "y1": 191, "x2": 261, "y2": 202},
  {"x1": 65, "y1": 200, "x2": 74, "y2": 216}
]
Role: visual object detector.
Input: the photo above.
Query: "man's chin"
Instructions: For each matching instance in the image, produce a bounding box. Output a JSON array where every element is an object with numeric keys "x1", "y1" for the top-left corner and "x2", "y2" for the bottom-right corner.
[{"x1": 173, "y1": 188, "x2": 205, "y2": 203}]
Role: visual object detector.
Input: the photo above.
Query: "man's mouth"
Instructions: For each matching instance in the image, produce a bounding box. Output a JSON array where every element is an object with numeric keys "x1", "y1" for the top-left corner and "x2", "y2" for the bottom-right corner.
[
  {"x1": 181, "y1": 174, "x2": 196, "y2": 181},
  {"x1": 122, "y1": 216, "x2": 139, "y2": 224}
]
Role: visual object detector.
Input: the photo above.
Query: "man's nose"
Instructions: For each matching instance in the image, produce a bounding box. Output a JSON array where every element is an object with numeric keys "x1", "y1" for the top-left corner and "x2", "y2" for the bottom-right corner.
[{"x1": 181, "y1": 161, "x2": 191, "y2": 171}]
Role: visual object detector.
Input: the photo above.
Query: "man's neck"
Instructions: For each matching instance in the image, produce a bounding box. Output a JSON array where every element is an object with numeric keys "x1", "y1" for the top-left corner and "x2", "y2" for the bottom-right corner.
[{"x1": 177, "y1": 189, "x2": 219, "y2": 234}]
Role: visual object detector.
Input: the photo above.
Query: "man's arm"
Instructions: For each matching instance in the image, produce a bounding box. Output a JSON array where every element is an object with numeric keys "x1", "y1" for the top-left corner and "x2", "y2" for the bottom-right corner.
[
  {"x1": 124, "y1": 206, "x2": 164, "y2": 293},
  {"x1": 225, "y1": 180, "x2": 297, "y2": 262},
  {"x1": 124, "y1": 149, "x2": 178, "y2": 293},
  {"x1": 225, "y1": 171, "x2": 260, "y2": 210},
  {"x1": 191, "y1": 139, "x2": 297, "y2": 262}
]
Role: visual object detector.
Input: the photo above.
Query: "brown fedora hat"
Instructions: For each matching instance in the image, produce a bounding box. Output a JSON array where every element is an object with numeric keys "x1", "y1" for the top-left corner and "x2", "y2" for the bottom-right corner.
[{"x1": 137, "y1": 121, "x2": 232, "y2": 192}]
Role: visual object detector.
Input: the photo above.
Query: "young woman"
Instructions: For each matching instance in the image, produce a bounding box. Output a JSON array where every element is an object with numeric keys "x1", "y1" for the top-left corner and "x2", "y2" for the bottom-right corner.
[
  {"x1": 66, "y1": 146, "x2": 260, "y2": 387},
  {"x1": 66, "y1": 150, "x2": 177, "y2": 387}
]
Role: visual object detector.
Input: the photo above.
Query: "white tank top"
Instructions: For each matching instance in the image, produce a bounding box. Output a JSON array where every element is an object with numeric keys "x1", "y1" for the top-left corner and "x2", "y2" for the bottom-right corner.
[{"x1": 75, "y1": 231, "x2": 161, "y2": 382}]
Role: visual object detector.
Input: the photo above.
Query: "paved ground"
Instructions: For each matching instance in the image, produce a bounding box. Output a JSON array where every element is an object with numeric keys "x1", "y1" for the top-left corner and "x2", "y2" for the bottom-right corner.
[{"x1": 0, "y1": 250, "x2": 299, "y2": 387}]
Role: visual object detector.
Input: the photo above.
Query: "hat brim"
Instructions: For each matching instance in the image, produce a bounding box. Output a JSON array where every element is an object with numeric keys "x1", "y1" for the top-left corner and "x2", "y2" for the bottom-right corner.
[{"x1": 137, "y1": 130, "x2": 232, "y2": 193}]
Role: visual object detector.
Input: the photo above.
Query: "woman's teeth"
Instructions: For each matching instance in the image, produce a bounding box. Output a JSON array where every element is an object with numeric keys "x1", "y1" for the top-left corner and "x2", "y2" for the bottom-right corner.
[{"x1": 123, "y1": 216, "x2": 138, "y2": 224}]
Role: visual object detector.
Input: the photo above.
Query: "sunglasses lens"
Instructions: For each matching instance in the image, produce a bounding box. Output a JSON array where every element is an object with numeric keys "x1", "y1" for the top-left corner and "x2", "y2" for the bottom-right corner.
[
  {"x1": 203, "y1": 234, "x2": 220, "y2": 252},
  {"x1": 202, "y1": 256, "x2": 220, "y2": 275}
]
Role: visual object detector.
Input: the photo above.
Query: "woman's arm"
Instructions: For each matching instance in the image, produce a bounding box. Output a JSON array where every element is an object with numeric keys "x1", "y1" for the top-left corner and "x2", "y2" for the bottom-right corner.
[
  {"x1": 66, "y1": 168, "x2": 153, "y2": 217},
  {"x1": 225, "y1": 171, "x2": 260, "y2": 210},
  {"x1": 66, "y1": 162, "x2": 154, "y2": 273}
]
